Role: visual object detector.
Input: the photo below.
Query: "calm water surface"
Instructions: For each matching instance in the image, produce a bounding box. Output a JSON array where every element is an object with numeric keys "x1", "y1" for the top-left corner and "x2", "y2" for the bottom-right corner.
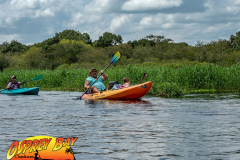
[{"x1": 0, "y1": 91, "x2": 240, "y2": 160}]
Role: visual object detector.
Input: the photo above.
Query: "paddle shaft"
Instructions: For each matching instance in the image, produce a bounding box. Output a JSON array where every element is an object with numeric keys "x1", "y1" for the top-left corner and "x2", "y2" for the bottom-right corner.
[
  {"x1": 12, "y1": 80, "x2": 32, "y2": 87},
  {"x1": 141, "y1": 73, "x2": 148, "y2": 83}
]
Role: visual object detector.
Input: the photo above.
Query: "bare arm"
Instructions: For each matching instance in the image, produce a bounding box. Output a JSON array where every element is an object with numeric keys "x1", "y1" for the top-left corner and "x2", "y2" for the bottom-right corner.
[
  {"x1": 100, "y1": 70, "x2": 108, "y2": 81},
  {"x1": 84, "y1": 80, "x2": 91, "y2": 90},
  {"x1": 124, "y1": 82, "x2": 130, "y2": 87},
  {"x1": 6, "y1": 82, "x2": 11, "y2": 89}
]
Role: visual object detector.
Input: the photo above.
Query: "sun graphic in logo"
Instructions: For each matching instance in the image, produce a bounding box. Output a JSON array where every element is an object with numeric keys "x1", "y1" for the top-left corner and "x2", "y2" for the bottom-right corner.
[{"x1": 7, "y1": 136, "x2": 77, "y2": 160}]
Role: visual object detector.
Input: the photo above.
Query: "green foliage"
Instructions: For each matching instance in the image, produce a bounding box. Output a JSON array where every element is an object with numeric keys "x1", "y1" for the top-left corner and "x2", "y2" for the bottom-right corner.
[
  {"x1": 230, "y1": 31, "x2": 240, "y2": 51},
  {"x1": 55, "y1": 64, "x2": 70, "y2": 70},
  {"x1": 1, "y1": 63, "x2": 240, "y2": 96},
  {"x1": 127, "y1": 34, "x2": 173, "y2": 48},
  {"x1": 1, "y1": 29, "x2": 240, "y2": 74},
  {"x1": 1, "y1": 40, "x2": 28, "y2": 53},
  {"x1": 55, "y1": 29, "x2": 92, "y2": 44},
  {"x1": 93, "y1": 32, "x2": 123, "y2": 48},
  {"x1": 18, "y1": 47, "x2": 49, "y2": 69},
  {"x1": 127, "y1": 38, "x2": 156, "y2": 48},
  {"x1": 34, "y1": 29, "x2": 92, "y2": 51},
  {"x1": 0, "y1": 41, "x2": 9, "y2": 51},
  {"x1": 0, "y1": 54, "x2": 10, "y2": 71},
  {"x1": 155, "y1": 82, "x2": 184, "y2": 97}
]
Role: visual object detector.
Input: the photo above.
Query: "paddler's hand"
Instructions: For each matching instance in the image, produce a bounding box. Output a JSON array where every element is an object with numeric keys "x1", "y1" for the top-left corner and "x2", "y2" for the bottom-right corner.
[{"x1": 101, "y1": 70, "x2": 108, "y2": 81}]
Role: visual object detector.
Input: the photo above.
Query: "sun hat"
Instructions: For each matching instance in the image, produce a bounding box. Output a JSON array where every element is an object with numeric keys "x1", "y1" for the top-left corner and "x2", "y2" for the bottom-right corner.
[
  {"x1": 89, "y1": 68, "x2": 98, "y2": 75},
  {"x1": 11, "y1": 75, "x2": 16, "y2": 79}
]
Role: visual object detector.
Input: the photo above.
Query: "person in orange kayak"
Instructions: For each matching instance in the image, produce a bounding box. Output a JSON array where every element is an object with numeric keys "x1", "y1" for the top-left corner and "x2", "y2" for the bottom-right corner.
[
  {"x1": 120, "y1": 77, "x2": 131, "y2": 88},
  {"x1": 6, "y1": 75, "x2": 22, "y2": 89},
  {"x1": 84, "y1": 68, "x2": 108, "y2": 93}
]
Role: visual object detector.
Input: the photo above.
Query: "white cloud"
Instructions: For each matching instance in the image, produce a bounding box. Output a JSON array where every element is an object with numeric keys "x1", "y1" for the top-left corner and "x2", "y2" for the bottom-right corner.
[
  {"x1": 109, "y1": 15, "x2": 130, "y2": 32},
  {"x1": 121, "y1": 0, "x2": 183, "y2": 11},
  {"x1": 46, "y1": 26, "x2": 54, "y2": 35},
  {"x1": 0, "y1": 0, "x2": 239, "y2": 46},
  {"x1": 64, "y1": 12, "x2": 84, "y2": 28},
  {"x1": 33, "y1": 8, "x2": 55, "y2": 17},
  {"x1": 0, "y1": 34, "x2": 21, "y2": 43},
  {"x1": 11, "y1": 0, "x2": 38, "y2": 11},
  {"x1": 84, "y1": 0, "x2": 111, "y2": 13},
  {"x1": 140, "y1": 16, "x2": 152, "y2": 27},
  {"x1": 204, "y1": 26, "x2": 219, "y2": 33}
]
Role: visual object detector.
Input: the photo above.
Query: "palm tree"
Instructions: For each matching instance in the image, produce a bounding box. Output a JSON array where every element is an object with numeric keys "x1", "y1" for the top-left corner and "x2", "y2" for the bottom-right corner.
[{"x1": 65, "y1": 147, "x2": 74, "y2": 155}]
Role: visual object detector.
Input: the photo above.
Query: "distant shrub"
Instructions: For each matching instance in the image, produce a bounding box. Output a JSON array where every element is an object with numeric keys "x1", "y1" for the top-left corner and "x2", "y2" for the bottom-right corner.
[
  {"x1": 55, "y1": 64, "x2": 70, "y2": 70},
  {"x1": 156, "y1": 82, "x2": 184, "y2": 97}
]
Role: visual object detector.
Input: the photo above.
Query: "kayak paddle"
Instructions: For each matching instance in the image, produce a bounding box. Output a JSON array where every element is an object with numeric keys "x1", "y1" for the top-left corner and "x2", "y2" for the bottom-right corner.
[
  {"x1": 141, "y1": 73, "x2": 148, "y2": 84},
  {"x1": 78, "y1": 52, "x2": 121, "y2": 100},
  {"x1": 20, "y1": 74, "x2": 43, "y2": 85}
]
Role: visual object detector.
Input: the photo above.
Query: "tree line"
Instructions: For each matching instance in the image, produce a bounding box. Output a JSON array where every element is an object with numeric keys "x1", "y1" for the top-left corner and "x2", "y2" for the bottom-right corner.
[{"x1": 0, "y1": 29, "x2": 240, "y2": 71}]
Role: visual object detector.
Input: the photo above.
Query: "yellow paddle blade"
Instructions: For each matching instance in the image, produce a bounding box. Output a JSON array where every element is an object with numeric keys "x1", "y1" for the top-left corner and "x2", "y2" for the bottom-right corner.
[{"x1": 111, "y1": 52, "x2": 121, "y2": 64}]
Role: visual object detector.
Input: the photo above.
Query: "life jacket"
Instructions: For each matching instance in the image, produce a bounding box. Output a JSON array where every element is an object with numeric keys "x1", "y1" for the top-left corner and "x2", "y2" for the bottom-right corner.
[
  {"x1": 120, "y1": 82, "x2": 129, "y2": 88},
  {"x1": 120, "y1": 84, "x2": 125, "y2": 88},
  {"x1": 8, "y1": 80, "x2": 20, "y2": 89}
]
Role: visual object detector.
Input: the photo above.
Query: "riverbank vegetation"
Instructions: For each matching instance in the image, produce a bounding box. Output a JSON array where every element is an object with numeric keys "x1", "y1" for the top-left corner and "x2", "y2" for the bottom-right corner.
[
  {"x1": 1, "y1": 63, "x2": 240, "y2": 97},
  {"x1": 1, "y1": 29, "x2": 240, "y2": 97}
]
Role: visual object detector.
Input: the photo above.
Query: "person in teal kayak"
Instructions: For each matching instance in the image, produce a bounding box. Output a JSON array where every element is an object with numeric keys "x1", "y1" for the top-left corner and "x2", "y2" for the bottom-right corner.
[
  {"x1": 84, "y1": 68, "x2": 108, "y2": 93},
  {"x1": 6, "y1": 75, "x2": 22, "y2": 89}
]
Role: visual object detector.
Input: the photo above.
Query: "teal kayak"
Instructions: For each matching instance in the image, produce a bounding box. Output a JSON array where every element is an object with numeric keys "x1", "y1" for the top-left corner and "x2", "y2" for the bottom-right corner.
[{"x1": 0, "y1": 87, "x2": 39, "y2": 95}]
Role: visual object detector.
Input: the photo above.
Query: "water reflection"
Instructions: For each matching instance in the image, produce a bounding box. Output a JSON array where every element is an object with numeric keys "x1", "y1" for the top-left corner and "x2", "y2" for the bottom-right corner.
[{"x1": 84, "y1": 99, "x2": 152, "y2": 108}]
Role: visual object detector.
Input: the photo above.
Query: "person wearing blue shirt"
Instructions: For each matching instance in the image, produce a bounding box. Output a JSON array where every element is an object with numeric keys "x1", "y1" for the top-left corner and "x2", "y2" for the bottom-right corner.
[{"x1": 84, "y1": 68, "x2": 108, "y2": 93}]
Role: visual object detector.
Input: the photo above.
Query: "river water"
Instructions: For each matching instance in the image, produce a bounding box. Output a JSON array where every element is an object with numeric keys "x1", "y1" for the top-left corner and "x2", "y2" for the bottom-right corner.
[{"x1": 0, "y1": 91, "x2": 240, "y2": 160}]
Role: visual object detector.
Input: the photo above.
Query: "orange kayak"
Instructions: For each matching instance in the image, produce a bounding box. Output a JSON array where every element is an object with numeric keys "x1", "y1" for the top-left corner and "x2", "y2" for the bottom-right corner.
[{"x1": 82, "y1": 81, "x2": 152, "y2": 100}]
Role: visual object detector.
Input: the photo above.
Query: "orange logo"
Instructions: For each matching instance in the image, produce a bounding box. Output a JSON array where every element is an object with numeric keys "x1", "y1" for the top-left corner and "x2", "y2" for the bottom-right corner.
[{"x1": 6, "y1": 136, "x2": 78, "y2": 160}]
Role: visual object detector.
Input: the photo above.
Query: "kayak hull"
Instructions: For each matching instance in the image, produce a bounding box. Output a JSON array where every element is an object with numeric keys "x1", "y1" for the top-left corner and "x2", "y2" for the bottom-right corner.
[
  {"x1": 82, "y1": 81, "x2": 152, "y2": 100},
  {"x1": 0, "y1": 87, "x2": 39, "y2": 95}
]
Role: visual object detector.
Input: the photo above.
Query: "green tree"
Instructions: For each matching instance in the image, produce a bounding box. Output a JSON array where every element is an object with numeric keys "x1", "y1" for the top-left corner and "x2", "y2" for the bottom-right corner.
[
  {"x1": 34, "y1": 29, "x2": 92, "y2": 51},
  {"x1": 93, "y1": 32, "x2": 123, "y2": 48},
  {"x1": 2, "y1": 40, "x2": 28, "y2": 53},
  {"x1": 230, "y1": 31, "x2": 240, "y2": 51},
  {"x1": 0, "y1": 41, "x2": 9, "y2": 52},
  {"x1": 0, "y1": 54, "x2": 9, "y2": 71},
  {"x1": 19, "y1": 47, "x2": 50, "y2": 69},
  {"x1": 55, "y1": 29, "x2": 92, "y2": 44},
  {"x1": 145, "y1": 34, "x2": 172, "y2": 43}
]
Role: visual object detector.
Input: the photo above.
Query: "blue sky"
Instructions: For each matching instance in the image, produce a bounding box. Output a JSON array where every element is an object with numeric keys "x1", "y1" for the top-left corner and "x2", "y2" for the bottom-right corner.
[{"x1": 0, "y1": 0, "x2": 239, "y2": 46}]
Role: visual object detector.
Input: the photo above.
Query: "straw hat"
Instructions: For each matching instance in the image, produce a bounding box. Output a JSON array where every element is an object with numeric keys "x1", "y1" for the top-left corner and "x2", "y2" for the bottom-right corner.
[{"x1": 89, "y1": 68, "x2": 98, "y2": 76}]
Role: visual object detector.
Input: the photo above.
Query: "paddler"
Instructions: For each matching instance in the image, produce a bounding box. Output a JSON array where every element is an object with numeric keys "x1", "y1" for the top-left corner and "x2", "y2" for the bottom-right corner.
[
  {"x1": 84, "y1": 68, "x2": 108, "y2": 93},
  {"x1": 6, "y1": 75, "x2": 22, "y2": 89}
]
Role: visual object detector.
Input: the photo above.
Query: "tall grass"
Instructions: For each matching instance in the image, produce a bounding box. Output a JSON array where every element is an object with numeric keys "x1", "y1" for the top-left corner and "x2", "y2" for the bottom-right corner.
[{"x1": 1, "y1": 63, "x2": 240, "y2": 97}]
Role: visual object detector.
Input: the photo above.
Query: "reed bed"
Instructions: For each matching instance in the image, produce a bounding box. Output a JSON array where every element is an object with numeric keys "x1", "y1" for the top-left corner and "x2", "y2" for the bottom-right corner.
[{"x1": 1, "y1": 63, "x2": 240, "y2": 97}]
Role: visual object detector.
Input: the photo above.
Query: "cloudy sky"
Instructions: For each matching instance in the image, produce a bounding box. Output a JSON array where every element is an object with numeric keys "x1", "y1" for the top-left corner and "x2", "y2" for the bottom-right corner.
[{"x1": 0, "y1": 0, "x2": 239, "y2": 46}]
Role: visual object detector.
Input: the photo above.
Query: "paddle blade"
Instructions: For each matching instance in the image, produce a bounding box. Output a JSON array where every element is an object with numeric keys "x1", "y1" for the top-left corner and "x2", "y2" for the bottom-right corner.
[
  {"x1": 110, "y1": 52, "x2": 121, "y2": 64},
  {"x1": 32, "y1": 74, "x2": 43, "y2": 81}
]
